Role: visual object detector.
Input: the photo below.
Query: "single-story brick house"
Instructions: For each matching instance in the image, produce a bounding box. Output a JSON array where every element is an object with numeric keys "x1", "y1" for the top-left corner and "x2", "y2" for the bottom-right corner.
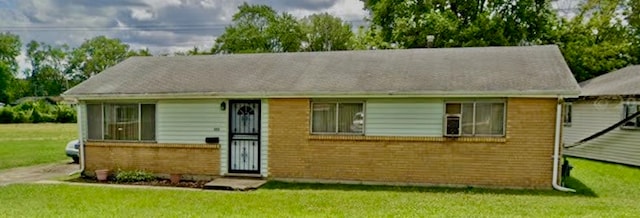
[
  {"x1": 563, "y1": 65, "x2": 640, "y2": 166},
  {"x1": 63, "y1": 45, "x2": 580, "y2": 189}
]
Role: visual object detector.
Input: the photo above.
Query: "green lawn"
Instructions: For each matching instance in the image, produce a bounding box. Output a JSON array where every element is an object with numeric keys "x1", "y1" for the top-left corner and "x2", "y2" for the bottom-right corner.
[
  {"x1": 0, "y1": 158, "x2": 639, "y2": 217},
  {"x1": 0, "y1": 124, "x2": 77, "y2": 169}
]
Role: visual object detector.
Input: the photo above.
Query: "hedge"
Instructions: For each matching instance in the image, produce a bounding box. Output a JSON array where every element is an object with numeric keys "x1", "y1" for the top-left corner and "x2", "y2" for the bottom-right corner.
[{"x1": 0, "y1": 100, "x2": 77, "y2": 123}]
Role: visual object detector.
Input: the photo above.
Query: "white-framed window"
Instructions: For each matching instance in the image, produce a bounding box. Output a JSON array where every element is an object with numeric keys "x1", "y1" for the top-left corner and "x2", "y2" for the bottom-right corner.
[
  {"x1": 311, "y1": 101, "x2": 364, "y2": 134},
  {"x1": 563, "y1": 103, "x2": 572, "y2": 127},
  {"x1": 86, "y1": 103, "x2": 156, "y2": 141},
  {"x1": 622, "y1": 103, "x2": 640, "y2": 130},
  {"x1": 444, "y1": 101, "x2": 505, "y2": 136}
]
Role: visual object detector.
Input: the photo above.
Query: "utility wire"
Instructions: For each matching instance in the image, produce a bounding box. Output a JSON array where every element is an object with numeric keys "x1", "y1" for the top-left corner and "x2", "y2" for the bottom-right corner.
[{"x1": 0, "y1": 20, "x2": 369, "y2": 32}]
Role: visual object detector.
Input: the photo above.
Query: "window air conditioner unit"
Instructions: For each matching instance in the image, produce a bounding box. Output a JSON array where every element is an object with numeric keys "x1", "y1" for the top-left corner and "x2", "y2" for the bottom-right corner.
[{"x1": 445, "y1": 114, "x2": 461, "y2": 137}]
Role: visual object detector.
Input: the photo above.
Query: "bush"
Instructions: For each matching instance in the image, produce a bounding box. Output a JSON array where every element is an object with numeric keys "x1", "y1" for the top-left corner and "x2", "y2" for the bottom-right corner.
[
  {"x1": 13, "y1": 109, "x2": 32, "y2": 123},
  {"x1": 0, "y1": 107, "x2": 14, "y2": 123},
  {"x1": 0, "y1": 100, "x2": 77, "y2": 123},
  {"x1": 55, "y1": 104, "x2": 77, "y2": 123},
  {"x1": 115, "y1": 170, "x2": 156, "y2": 183}
]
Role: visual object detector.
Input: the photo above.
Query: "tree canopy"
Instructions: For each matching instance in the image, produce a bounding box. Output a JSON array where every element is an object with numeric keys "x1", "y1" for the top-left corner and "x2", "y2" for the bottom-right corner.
[
  {"x1": 213, "y1": 4, "x2": 354, "y2": 53},
  {"x1": 0, "y1": 35, "x2": 147, "y2": 103},
  {"x1": 0, "y1": 33, "x2": 22, "y2": 103},
  {"x1": 69, "y1": 36, "x2": 132, "y2": 82},
  {"x1": 361, "y1": 0, "x2": 557, "y2": 48},
  {"x1": 360, "y1": 0, "x2": 639, "y2": 81}
]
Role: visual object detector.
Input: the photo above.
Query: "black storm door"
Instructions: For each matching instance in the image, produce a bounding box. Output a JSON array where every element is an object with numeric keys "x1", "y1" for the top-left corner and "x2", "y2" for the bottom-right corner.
[{"x1": 228, "y1": 100, "x2": 260, "y2": 174}]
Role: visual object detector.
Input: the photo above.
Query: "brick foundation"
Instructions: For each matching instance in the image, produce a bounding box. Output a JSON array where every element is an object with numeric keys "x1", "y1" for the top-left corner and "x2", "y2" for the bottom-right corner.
[{"x1": 83, "y1": 142, "x2": 220, "y2": 178}]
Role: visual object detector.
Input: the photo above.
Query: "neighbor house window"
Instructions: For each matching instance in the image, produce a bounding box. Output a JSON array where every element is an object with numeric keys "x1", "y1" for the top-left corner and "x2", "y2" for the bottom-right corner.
[
  {"x1": 445, "y1": 101, "x2": 505, "y2": 136},
  {"x1": 86, "y1": 103, "x2": 156, "y2": 141},
  {"x1": 563, "y1": 103, "x2": 572, "y2": 127},
  {"x1": 311, "y1": 101, "x2": 364, "y2": 134},
  {"x1": 622, "y1": 103, "x2": 640, "y2": 130}
]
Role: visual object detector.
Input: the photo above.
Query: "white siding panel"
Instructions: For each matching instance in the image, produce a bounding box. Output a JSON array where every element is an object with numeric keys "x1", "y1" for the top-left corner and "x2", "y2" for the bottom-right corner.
[
  {"x1": 157, "y1": 100, "x2": 227, "y2": 145},
  {"x1": 366, "y1": 99, "x2": 443, "y2": 136},
  {"x1": 261, "y1": 99, "x2": 269, "y2": 176},
  {"x1": 78, "y1": 103, "x2": 87, "y2": 140},
  {"x1": 564, "y1": 100, "x2": 640, "y2": 166}
]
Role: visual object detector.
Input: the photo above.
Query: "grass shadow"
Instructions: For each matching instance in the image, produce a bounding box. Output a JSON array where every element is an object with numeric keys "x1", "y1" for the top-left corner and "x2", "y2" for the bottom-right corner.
[
  {"x1": 564, "y1": 176, "x2": 598, "y2": 197},
  {"x1": 261, "y1": 180, "x2": 597, "y2": 197}
]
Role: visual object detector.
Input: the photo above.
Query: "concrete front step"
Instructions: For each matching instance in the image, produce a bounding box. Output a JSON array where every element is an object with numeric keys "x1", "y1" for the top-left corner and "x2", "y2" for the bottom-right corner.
[{"x1": 203, "y1": 178, "x2": 267, "y2": 191}]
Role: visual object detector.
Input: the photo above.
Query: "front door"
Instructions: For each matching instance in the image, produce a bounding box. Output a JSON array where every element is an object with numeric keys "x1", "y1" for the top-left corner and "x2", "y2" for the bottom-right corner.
[{"x1": 228, "y1": 100, "x2": 261, "y2": 174}]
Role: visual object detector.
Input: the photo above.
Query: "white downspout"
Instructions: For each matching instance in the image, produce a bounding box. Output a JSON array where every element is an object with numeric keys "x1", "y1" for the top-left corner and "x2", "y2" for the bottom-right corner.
[
  {"x1": 69, "y1": 103, "x2": 85, "y2": 175},
  {"x1": 552, "y1": 102, "x2": 575, "y2": 192}
]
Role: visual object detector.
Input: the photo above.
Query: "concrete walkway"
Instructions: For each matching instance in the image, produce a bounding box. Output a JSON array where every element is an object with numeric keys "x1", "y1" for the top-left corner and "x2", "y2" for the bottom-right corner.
[
  {"x1": 0, "y1": 162, "x2": 78, "y2": 186},
  {"x1": 204, "y1": 178, "x2": 267, "y2": 191}
]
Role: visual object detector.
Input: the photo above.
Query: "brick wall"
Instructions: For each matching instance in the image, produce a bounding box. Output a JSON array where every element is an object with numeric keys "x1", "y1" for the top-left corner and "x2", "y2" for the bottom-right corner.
[
  {"x1": 268, "y1": 98, "x2": 557, "y2": 189},
  {"x1": 84, "y1": 142, "x2": 220, "y2": 178}
]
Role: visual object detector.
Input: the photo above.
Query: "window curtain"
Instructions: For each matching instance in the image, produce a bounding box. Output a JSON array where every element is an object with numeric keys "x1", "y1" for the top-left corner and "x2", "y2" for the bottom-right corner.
[
  {"x1": 338, "y1": 103, "x2": 363, "y2": 133},
  {"x1": 475, "y1": 103, "x2": 504, "y2": 135},
  {"x1": 312, "y1": 103, "x2": 336, "y2": 132},
  {"x1": 104, "y1": 104, "x2": 138, "y2": 140},
  {"x1": 461, "y1": 103, "x2": 474, "y2": 135}
]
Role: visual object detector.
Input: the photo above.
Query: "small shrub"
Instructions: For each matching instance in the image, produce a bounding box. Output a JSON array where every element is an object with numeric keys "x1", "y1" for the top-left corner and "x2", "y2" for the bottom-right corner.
[
  {"x1": 115, "y1": 170, "x2": 156, "y2": 183},
  {"x1": 15, "y1": 102, "x2": 34, "y2": 111},
  {"x1": 0, "y1": 107, "x2": 14, "y2": 123},
  {"x1": 30, "y1": 110, "x2": 42, "y2": 123},
  {"x1": 54, "y1": 104, "x2": 77, "y2": 123},
  {"x1": 12, "y1": 110, "x2": 32, "y2": 123},
  {"x1": 39, "y1": 112, "x2": 57, "y2": 123}
]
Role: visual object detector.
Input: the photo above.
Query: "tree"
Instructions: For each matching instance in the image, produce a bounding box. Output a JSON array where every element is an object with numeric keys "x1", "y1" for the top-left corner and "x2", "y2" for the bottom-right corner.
[
  {"x1": 25, "y1": 41, "x2": 70, "y2": 96},
  {"x1": 554, "y1": 0, "x2": 636, "y2": 81},
  {"x1": 360, "y1": 0, "x2": 557, "y2": 48},
  {"x1": 627, "y1": 0, "x2": 640, "y2": 65},
  {"x1": 0, "y1": 62, "x2": 12, "y2": 103},
  {"x1": 353, "y1": 26, "x2": 394, "y2": 50},
  {"x1": 0, "y1": 32, "x2": 21, "y2": 103},
  {"x1": 130, "y1": 48, "x2": 153, "y2": 57},
  {"x1": 268, "y1": 13, "x2": 304, "y2": 52},
  {"x1": 302, "y1": 13, "x2": 355, "y2": 51},
  {"x1": 174, "y1": 46, "x2": 212, "y2": 56},
  {"x1": 69, "y1": 36, "x2": 131, "y2": 82},
  {"x1": 213, "y1": 3, "x2": 357, "y2": 53},
  {"x1": 213, "y1": 3, "x2": 278, "y2": 53}
]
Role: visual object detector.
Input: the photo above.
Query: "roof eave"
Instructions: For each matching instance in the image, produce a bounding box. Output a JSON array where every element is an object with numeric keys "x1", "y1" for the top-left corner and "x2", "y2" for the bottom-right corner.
[{"x1": 63, "y1": 90, "x2": 580, "y2": 101}]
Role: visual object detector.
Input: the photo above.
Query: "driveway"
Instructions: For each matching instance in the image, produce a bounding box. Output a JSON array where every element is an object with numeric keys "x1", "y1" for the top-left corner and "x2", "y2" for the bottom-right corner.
[{"x1": 0, "y1": 162, "x2": 79, "y2": 186}]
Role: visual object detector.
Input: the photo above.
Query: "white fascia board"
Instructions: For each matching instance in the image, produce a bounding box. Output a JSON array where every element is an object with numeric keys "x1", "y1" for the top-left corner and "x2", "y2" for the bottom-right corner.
[{"x1": 63, "y1": 90, "x2": 577, "y2": 101}]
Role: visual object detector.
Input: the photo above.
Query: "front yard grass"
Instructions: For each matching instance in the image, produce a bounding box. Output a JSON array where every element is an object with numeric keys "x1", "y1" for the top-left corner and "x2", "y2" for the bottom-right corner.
[
  {"x1": 0, "y1": 124, "x2": 77, "y2": 169},
  {"x1": 0, "y1": 158, "x2": 638, "y2": 217}
]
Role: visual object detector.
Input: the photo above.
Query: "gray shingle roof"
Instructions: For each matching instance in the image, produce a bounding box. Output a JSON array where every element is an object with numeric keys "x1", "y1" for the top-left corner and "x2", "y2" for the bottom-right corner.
[
  {"x1": 579, "y1": 65, "x2": 640, "y2": 96},
  {"x1": 63, "y1": 45, "x2": 580, "y2": 98}
]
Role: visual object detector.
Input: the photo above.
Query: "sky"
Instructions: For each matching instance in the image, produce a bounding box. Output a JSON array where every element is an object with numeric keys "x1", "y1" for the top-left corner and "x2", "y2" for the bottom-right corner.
[{"x1": 0, "y1": 0, "x2": 369, "y2": 66}]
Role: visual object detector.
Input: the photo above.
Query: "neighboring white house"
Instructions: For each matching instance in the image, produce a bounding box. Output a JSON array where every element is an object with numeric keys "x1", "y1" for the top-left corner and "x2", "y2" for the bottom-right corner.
[{"x1": 563, "y1": 65, "x2": 640, "y2": 166}]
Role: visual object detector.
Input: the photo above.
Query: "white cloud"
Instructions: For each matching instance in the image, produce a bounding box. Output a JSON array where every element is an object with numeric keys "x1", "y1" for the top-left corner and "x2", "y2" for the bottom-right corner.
[{"x1": 130, "y1": 8, "x2": 155, "y2": 21}]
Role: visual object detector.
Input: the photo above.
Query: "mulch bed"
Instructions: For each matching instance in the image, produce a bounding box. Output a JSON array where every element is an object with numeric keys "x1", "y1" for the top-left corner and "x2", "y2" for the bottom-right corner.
[{"x1": 67, "y1": 176, "x2": 209, "y2": 189}]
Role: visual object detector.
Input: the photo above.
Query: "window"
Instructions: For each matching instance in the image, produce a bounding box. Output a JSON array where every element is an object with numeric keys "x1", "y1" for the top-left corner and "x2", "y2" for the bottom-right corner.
[
  {"x1": 622, "y1": 103, "x2": 640, "y2": 130},
  {"x1": 563, "y1": 103, "x2": 572, "y2": 127},
  {"x1": 445, "y1": 101, "x2": 505, "y2": 136},
  {"x1": 86, "y1": 103, "x2": 156, "y2": 141},
  {"x1": 311, "y1": 102, "x2": 364, "y2": 134}
]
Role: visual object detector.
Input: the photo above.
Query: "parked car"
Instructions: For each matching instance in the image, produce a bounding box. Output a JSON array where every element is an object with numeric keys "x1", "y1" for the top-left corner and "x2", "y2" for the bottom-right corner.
[{"x1": 65, "y1": 139, "x2": 80, "y2": 163}]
